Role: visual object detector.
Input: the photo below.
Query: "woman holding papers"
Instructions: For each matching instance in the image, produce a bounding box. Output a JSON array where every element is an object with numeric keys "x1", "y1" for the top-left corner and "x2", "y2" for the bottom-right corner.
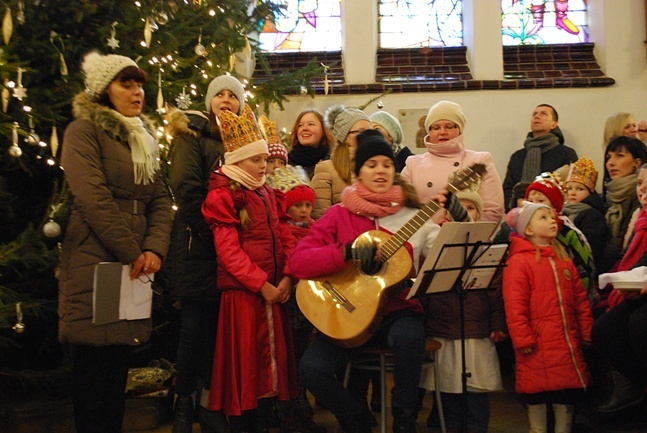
[{"x1": 58, "y1": 52, "x2": 171, "y2": 433}]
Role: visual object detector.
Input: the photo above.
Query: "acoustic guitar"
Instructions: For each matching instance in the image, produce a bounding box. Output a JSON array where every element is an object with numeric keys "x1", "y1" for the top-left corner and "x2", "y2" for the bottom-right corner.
[{"x1": 296, "y1": 163, "x2": 486, "y2": 348}]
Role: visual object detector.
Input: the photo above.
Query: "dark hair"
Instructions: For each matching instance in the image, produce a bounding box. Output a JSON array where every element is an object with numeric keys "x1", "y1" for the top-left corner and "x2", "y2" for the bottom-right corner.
[
  {"x1": 537, "y1": 103, "x2": 558, "y2": 122},
  {"x1": 605, "y1": 136, "x2": 647, "y2": 161},
  {"x1": 97, "y1": 66, "x2": 148, "y2": 108}
]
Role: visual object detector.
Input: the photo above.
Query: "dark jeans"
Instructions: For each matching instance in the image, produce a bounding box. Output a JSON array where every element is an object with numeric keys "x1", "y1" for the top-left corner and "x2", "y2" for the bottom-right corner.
[
  {"x1": 591, "y1": 296, "x2": 647, "y2": 388},
  {"x1": 174, "y1": 298, "x2": 219, "y2": 396},
  {"x1": 299, "y1": 314, "x2": 425, "y2": 427},
  {"x1": 440, "y1": 392, "x2": 490, "y2": 433},
  {"x1": 71, "y1": 344, "x2": 131, "y2": 433}
]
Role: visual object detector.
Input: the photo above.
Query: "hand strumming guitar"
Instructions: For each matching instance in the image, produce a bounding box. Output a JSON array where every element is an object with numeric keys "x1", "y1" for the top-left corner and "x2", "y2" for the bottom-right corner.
[{"x1": 344, "y1": 242, "x2": 382, "y2": 275}]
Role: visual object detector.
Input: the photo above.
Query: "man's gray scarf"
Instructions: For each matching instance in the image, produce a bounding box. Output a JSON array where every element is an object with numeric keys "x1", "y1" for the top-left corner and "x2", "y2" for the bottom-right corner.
[{"x1": 520, "y1": 132, "x2": 560, "y2": 182}]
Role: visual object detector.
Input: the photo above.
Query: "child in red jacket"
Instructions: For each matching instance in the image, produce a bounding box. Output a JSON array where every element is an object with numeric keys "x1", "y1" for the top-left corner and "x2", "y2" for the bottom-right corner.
[
  {"x1": 503, "y1": 202, "x2": 593, "y2": 433},
  {"x1": 201, "y1": 105, "x2": 297, "y2": 433}
]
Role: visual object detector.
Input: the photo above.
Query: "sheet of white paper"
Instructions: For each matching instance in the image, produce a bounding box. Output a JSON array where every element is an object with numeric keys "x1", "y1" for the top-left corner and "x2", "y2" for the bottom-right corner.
[{"x1": 118, "y1": 265, "x2": 153, "y2": 320}]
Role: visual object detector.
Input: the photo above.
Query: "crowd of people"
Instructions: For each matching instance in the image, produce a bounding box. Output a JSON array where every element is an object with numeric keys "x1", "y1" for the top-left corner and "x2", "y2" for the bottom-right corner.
[{"x1": 57, "y1": 51, "x2": 647, "y2": 433}]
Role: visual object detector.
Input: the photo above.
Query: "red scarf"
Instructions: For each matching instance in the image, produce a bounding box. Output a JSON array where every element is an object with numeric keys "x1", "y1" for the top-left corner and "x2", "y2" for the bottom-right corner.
[
  {"x1": 340, "y1": 182, "x2": 405, "y2": 218},
  {"x1": 618, "y1": 209, "x2": 647, "y2": 272}
]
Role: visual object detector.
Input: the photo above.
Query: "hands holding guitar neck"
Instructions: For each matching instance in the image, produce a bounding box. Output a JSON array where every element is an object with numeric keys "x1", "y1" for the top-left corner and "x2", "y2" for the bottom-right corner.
[{"x1": 261, "y1": 276, "x2": 291, "y2": 303}]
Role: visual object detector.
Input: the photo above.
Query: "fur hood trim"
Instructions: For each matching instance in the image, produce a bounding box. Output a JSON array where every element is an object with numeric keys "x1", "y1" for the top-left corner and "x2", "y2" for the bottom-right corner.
[
  {"x1": 165, "y1": 107, "x2": 209, "y2": 139},
  {"x1": 72, "y1": 92, "x2": 157, "y2": 143}
]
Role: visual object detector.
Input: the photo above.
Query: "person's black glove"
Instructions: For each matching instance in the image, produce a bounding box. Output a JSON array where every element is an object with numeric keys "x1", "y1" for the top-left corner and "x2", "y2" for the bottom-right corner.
[{"x1": 344, "y1": 242, "x2": 381, "y2": 275}]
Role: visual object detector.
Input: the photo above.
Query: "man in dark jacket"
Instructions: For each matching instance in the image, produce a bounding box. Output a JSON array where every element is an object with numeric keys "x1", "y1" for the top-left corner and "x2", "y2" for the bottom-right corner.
[{"x1": 502, "y1": 104, "x2": 578, "y2": 211}]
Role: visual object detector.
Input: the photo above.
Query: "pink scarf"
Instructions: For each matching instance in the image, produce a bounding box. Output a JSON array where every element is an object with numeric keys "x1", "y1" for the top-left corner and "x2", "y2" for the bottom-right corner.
[{"x1": 341, "y1": 182, "x2": 405, "y2": 218}]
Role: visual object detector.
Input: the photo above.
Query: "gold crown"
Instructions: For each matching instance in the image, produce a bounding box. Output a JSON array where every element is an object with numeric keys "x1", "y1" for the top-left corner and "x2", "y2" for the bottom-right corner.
[
  {"x1": 258, "y1": 115, "x2": 281, "y2": 146},
  {"x1": 217, "y1": 105, "x2": 264, "y2": 153},
  {"x1": 567, "y1": 157, "x2": 598, "y2": 191}
]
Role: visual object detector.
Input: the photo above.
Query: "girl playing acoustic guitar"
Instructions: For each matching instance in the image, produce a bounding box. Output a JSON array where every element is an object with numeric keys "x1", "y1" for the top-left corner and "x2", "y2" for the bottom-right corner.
[{"x1": 289, "y1": 129, "x2": 472, "y2": 433}]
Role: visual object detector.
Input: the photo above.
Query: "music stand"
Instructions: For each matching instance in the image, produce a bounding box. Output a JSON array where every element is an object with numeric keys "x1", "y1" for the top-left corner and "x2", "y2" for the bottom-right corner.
[{"x1": 409, "y1": 222, "x2": 509, "y2": 433}]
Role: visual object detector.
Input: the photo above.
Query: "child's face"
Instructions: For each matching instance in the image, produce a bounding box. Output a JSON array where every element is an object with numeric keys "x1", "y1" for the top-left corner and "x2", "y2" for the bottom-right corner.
[
  {"x1": 265, "y1": 157, "x2": 286, "y2": 174},
  {"x1": 459, "y1": 198, "x2": 481, "y2": 222},
  {"x1": 525, "y1": 207, "x2": 558, "y2": 244},
  {"x1": 288, "y1": 201, "x2": 313, "y2": 222},
  {"x1": 236, "y1": 154, "x2": 268, "y2": 181},
  {"x1": 565, "y1": 181, "x2": 591, "y2": 204},
  {"x1": 526, "y1": 190, "x2": 555, "y2": 210}
]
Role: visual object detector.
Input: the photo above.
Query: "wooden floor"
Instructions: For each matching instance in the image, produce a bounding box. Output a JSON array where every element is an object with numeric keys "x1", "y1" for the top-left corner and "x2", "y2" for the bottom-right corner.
[{"x1": 138, "y1": 377, "x2": 647, "y2": 433}]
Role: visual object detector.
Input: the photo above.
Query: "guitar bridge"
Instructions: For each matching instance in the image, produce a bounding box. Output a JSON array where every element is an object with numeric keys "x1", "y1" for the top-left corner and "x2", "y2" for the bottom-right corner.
[{"x1": 322, "y1": 281, "x2": 355, "y2": 312}]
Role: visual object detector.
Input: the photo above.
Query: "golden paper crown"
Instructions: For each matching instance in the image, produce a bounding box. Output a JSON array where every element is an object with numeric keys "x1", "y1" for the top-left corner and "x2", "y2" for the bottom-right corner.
[
  {"x1": 567, "y1": 157, "x2": 598, "y2": 191},
  {"x1": 217, "y1": 105, "x2": 264, "y2": 153},
  {"x1": 258, "y1": 115, "x2": 281, "y2": 146}
]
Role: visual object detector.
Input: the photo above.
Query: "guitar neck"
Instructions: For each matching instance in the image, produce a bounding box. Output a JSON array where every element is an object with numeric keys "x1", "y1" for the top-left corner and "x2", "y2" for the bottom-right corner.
[{"x1": 380, "y1": 201, "x2": 440, "y2": 261}]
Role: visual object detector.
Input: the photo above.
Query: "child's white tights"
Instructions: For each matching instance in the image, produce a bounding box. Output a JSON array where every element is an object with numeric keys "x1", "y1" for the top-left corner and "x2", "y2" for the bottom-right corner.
[{"x1": 527, "y1": 403, "x2": 574, "y2": 433}]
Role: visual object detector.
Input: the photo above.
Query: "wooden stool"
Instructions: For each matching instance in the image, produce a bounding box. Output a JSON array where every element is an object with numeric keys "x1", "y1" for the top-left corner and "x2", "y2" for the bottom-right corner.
[{"x1": 343, "y1": 338, "x2": 446, "y2": 433}]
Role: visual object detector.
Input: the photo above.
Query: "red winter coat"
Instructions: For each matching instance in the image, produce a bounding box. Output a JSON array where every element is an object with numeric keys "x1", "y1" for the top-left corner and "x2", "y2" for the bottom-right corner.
[
  {"x1": 502, "y1": 235, "x2": 593, "y2": 395},
  {"x1": 202, "y1": 169, "x2": 297, "y2": 415}
]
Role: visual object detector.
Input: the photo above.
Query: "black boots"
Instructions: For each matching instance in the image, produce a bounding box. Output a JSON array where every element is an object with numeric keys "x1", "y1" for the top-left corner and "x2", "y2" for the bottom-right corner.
[
  {"x1": 172, "y1": 395, "x2": 195, "y2": 433},
  {"x1": 392, "y1": 406, "x2": 418, "y2": 433},
  {"x1": 198, "y1": 406, "x2": 229, "y2": 433},
  {"x1": 592, "y1": 366, "x2": 645, "y2": 413}
]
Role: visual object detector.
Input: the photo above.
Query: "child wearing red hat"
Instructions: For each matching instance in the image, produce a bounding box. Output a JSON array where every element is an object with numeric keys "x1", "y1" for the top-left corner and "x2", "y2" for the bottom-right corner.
[{"x1": 525, "y1": 172, "x2": 596, "y2": 300}]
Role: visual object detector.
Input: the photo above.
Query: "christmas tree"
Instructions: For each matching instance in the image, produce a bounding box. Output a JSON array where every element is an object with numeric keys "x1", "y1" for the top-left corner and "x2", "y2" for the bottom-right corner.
[{"x1": 0, "y1": 0, "x2": 320, "y2": 396}]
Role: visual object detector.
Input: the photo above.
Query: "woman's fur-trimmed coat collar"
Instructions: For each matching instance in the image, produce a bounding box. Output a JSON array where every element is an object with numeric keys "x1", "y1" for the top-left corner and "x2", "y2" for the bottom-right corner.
[{"x1": 72, "y1": 91, "x2": 157, "y2": 143}]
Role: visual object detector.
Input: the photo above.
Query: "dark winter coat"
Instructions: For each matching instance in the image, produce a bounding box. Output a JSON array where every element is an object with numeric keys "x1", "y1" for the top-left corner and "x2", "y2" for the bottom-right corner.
[
  {"x1": 394, "y1": 146, "x2": 413, "y2": 173},
  {"x1": 426, "y1": 270, "x2": 507, "y2": 339},
  {"x1": 562, "y1": 192, "x2": 608, "y2": 276},
  {"x1": 58, "y1": 92, "x2": 171, "y2": 347},
  {"x1": 158, "y1": 109, "x2": 224, "y2": 301},
  {"x1": 502, "y1": 131, "x2": 577, "y2": 212},
  {"x1": 503, "y1": 235, "x2": 592, "y2": 395}
]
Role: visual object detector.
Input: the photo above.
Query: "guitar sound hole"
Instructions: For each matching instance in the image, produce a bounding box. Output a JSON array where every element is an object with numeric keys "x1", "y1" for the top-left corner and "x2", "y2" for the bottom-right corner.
[{"x1": 361, "y1": 261, "x2": 383, "y2": 275}]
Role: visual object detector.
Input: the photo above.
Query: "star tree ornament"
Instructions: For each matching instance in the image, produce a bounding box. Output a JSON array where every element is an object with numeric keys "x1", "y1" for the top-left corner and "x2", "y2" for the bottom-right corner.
[
  {"x1": 175, "y1": 86, "x2": 192, "y2": 110},
  {"x1": 107, "y1": 22, "x2": 120, "y2": 50}
]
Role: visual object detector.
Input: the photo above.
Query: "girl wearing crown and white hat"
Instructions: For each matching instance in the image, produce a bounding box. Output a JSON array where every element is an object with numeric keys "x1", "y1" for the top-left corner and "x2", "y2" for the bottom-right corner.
[
  {"x1": 161, "y1": 74, "x2": 246, "y2": 433},
  {"x1": 401, "y1": 100, "x2": 504, "y2": 224},
  {"x1": 59, "y1": 52, "x2": 171, "y2": 433},
  {"x1": 201, "y1": 106, "x2": 298, "y2": 433}
]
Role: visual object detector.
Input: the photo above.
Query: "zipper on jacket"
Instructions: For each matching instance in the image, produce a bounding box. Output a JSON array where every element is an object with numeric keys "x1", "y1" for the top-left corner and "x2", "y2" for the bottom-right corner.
[{"x1": 549, "y1": 257, "x2": 587, "y2": 390}]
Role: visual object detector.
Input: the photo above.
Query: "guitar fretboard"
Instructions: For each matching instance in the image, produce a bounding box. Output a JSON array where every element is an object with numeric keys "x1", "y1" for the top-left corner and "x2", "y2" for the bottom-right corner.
[{"x1": 379, "y1": 201, "x2": 440, "y2": 261}]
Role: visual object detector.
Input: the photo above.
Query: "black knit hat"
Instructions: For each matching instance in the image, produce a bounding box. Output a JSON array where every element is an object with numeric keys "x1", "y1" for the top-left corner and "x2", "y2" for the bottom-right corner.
[{"x1": 355, "y1": 129, "x2": 395, "y2": 176}]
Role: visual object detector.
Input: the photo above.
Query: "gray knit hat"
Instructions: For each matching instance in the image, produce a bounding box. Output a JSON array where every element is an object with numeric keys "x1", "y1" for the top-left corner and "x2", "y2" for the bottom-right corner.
[
  {"x1": 370, "y1": 111, "x2": 403, "y2": 145},
  {"x1": 324, "y1": 104, "x2": 371, "y2": 144},
  {"x1": 205, "y1": 75, "x2": 245, "y2": 115},
  {"x1": 82, "y1": 51, "x2": 138, "y2": 96}
]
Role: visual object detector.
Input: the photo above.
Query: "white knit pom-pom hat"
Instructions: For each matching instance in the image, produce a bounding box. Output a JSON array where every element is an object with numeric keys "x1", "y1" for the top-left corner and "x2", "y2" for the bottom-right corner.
[{"x1": 81, "y1": 51, "x2": 138, "y2": 96}]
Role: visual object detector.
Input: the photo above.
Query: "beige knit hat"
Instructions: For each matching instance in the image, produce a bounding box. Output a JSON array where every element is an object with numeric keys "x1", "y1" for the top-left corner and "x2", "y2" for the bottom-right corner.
[
  {"x1": 424, "y1": 100, "x2": 466, "y2": 134},
  {"x1": 81, "y1": 51, "x2": 138, "y2": 96}
]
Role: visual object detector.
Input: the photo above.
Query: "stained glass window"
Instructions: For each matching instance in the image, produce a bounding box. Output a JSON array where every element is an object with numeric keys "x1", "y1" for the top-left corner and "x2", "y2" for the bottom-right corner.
[
  {"x1": 259, "y1": 0, "x2": 342, "y2": 52},
  {"x1": 378, "y1": 0, "x2": 463, "y2": 48},
  {"x1": 501, "y1": 0, "x2": 588, "y2": 45}
]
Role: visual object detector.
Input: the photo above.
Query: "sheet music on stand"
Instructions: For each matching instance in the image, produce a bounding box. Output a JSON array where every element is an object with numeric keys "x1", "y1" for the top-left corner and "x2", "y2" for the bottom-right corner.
[{"x1": 407, "y1": 221, "x2": 505, "y2": 299}]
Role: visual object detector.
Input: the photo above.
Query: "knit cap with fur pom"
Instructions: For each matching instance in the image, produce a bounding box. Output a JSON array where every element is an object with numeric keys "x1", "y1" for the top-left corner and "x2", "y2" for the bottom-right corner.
[
  {"x1": 424, "y1": 100, "x2": 466, "y2": 134},
  {"x1": 324, "y1": 104, "x2": 370, "y2": 144},
  {"x1": 204, "y1": 75, "x2": 245, "y2": 115},
  {"x1": 82, "y1": 51, "x2": 138, "y2": 96}
]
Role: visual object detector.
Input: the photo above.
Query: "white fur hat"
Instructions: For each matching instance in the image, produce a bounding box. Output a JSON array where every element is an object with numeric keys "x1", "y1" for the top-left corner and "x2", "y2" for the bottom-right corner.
[
  {"x1": 205, "y1": 75, "x2": 246, "y2": 115},
  {"x1": 81, "y1": 51, "x2": 138, "y2": 96}
]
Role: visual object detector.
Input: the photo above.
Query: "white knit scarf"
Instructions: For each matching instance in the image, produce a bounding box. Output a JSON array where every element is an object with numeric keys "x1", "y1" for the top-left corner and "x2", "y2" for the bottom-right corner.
[
  {"x1": 116, "y1": 113, "x2": 159, "y2": 185},
  {"x1": 221, "y1": 165, "x2": 266, "y2": 190}
]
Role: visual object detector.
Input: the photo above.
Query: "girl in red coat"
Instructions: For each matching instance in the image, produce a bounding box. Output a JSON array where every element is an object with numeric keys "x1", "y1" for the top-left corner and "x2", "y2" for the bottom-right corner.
[
  {"x1": 201, "y1": 105, "x2": 297, "y2": 433},
  {"x1": 503, "y1": 202, "x2": 593, "y2": 433}
]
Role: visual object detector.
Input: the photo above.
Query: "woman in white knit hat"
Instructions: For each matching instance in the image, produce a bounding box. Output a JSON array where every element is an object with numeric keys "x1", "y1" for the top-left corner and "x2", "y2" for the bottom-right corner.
[
  {"x1": 401, "y1": 100, "x2": 505, "y2": 224},
  {"x1": 59, "y1": 51, "x2": 171, "y2": 433},
  {"x1": 370, "y1": 110, "x2": 413, "y2": 173},
  {"x1": 161, "y1": 73, "x2": 246, "y2": 433},
  {"x1": 310, "y1": 104, "x2": 372, "y2": 219}
]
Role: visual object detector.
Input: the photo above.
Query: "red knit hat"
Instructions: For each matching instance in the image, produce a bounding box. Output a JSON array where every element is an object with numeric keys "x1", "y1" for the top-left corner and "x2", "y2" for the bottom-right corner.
[
  {"x1": 268, "y1": 142, "x2": 288, "y2": 163},
  {"x1": 525, "y1": 177, "x2": 565, "y2": 213},
  {"x1": 285, "y1": 184, "x2": 315, "y2": 209}
]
